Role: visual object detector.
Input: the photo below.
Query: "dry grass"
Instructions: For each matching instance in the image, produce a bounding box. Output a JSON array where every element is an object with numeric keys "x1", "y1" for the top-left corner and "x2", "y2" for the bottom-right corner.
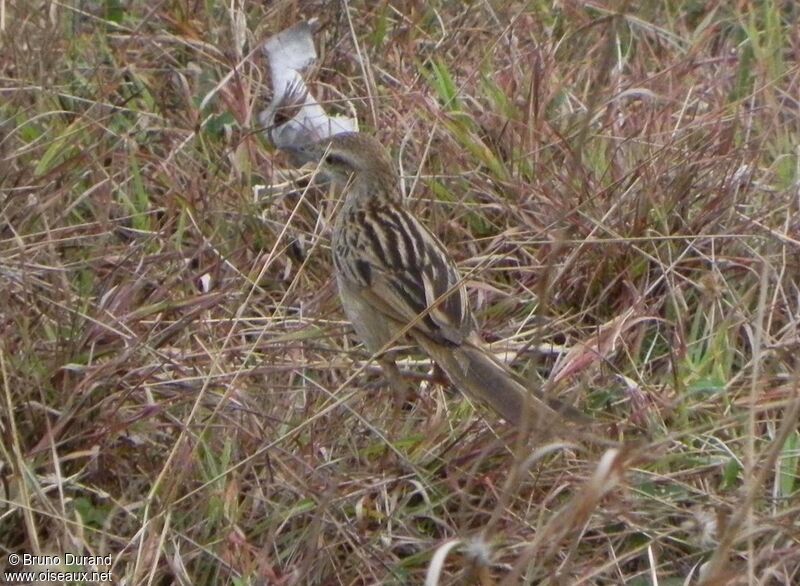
[{"x1": 1, "y1": 1, "x2": 799, "y2": 584}]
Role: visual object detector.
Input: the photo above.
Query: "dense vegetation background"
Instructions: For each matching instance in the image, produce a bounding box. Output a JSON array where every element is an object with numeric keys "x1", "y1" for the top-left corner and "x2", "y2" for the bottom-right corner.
[{"x1": 1, "y1": 1, "x2": 798, "y2": 583}]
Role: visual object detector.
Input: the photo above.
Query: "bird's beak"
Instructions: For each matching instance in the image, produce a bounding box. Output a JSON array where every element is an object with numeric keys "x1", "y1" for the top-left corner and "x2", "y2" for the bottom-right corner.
[{"x1": 280, "y1": 143, "x2": 320, "y2": 167}]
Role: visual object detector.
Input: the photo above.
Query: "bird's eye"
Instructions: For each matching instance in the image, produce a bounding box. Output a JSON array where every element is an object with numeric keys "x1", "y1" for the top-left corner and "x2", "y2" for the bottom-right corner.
[{"x1": 324, "y1": 153, "x2": 348, "y2": 166}]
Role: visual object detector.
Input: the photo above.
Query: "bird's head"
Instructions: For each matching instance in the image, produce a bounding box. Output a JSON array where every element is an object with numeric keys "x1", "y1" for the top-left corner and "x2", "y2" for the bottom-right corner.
[{"x1": 284, "y1": 132, "x2": 398, "y2": 193}]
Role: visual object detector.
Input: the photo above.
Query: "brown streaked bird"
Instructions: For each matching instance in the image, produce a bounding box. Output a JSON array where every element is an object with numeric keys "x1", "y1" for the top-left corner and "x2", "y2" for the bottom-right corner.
[{"x1": 286, "y1": 132, "x2": 585, "y2": 427}]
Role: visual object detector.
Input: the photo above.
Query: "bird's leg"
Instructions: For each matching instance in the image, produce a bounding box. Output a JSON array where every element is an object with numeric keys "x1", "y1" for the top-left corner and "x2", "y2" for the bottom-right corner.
[
  {"x1": 431, "y1": 363, "x2": 450, "y2": 388},
  {"x1": 377, "y1": 355, "x2": 418, "y2": 410}
]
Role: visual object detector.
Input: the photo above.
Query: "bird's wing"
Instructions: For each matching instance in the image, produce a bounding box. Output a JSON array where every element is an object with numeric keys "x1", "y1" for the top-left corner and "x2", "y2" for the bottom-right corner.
[{"x1": 337, "y1": 202, "x2": 473, "y2": 346}]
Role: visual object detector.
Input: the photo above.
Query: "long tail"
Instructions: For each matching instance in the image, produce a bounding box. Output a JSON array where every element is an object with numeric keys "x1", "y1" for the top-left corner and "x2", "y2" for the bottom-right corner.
[{"x1": 415, "y1": 337, "x2": 587, "y2": 427}]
